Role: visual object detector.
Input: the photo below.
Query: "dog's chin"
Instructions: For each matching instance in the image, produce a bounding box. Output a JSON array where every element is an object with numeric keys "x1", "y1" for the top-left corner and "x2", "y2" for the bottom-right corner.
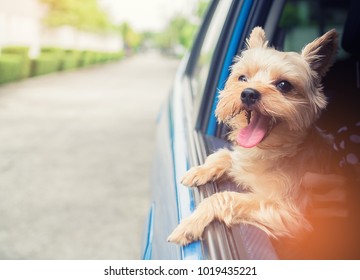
[{"x1": 234, "y1": 110, "x2": 276, "y2": 148}]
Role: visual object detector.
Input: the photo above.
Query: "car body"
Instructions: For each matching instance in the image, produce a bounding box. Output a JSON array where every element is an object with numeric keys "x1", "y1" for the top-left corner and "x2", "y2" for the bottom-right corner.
[{"x1": 142, "y1": 0, "x2": 360, "y2": 260}]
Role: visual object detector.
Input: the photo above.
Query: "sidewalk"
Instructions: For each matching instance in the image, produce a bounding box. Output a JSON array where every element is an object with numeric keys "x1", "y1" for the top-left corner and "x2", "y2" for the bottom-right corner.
[{"x1": 0, "y1": 52, "x2": 180, "y2": 259}]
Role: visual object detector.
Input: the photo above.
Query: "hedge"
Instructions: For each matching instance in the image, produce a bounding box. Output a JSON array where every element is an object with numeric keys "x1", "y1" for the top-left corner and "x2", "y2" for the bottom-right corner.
[
  {"x1": 40, "y1": 47, "x2": 64, "y2": 71},
  {"x1": 0, "y1": 46, "x2": 124, "y2": 84},
  {"x1": 113, "y1": 50, "x2": 125, "y2": 61},
  {"x1": 31, "y1": 53, "x2": 63, "y2": 77},
  {"x1": 60, "y1": 50, "x2": 81, "y2": 71},
  {"x1": 1, "y1": 46, "x2": 31, "y2": 79},
  {"x1": 0, "y1": 54, "x2": 23, "y2": 84},
  {"x1": 79, "y1": 51, "x2": 98, "y2": 67}
]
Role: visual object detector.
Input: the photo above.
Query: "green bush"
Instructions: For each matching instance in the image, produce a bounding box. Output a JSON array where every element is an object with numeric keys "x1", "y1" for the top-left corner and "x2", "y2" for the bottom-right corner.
[
  {"x1": 97, "y1": 52, "x2": 106, "y2": 64},
  {"x1": 40, "y1": 47, "x2": 64, "y2": 71},
  {"x1": 113, "y1": 50, "x2": 124, "y2": 61},
  {"x1": 1, "y1": 45, "x2": 124, "y2": 82},
  {"x1": 31, "y1": 53, "x2": 62, "y2": 77},
  {"x1": 1, "y1": 46, "x2": 31, "y2": 79},
  {"x1": 95, "y1": 51, "x2": 124, "y2": 64},
  {"x1": 78, "y1": 50, "x2": 97, "y2": 67},
  {"x1": 78, "y1": 51, "x2": 88, "y2": 67},
  {"x1": 41, "y1": 47, "x2": 63, "y2": 54},
  {"x1": 79, "y1": 50, "x2": 122, "y2": 67},
  {"x1": 94, "y1": 52, "x2": 102, "y2": 64},
  {"x1": 0, "y1": 54, "x2": 23, "y2": 84},
  {"x1": 60, "y1": 49, "x2": 81, "y2": 71}
]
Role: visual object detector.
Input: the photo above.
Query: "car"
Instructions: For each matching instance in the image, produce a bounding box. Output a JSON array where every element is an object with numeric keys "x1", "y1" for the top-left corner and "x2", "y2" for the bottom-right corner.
[{"x1": 142, "y1": 0, "x2": 360, "y2": 260}]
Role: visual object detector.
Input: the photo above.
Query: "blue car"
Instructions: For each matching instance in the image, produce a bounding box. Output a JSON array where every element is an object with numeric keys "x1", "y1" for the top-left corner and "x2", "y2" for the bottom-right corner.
[{"x1": 142, "y1": 0, "x2": 360, "y2": 260}]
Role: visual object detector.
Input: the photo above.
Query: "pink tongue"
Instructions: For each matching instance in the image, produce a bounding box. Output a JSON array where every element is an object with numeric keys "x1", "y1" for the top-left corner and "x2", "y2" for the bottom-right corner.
[{"x1": 236, "y1": 112, "x2": 271, "y2": 148}]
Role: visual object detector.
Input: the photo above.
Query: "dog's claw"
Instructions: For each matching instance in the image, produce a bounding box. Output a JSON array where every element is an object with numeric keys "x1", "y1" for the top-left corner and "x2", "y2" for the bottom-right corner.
[
  {"x1": 181, "y1": 166, "x2": 214, "y2": 187},
  {"x1": 167, "y1": 218, "x2": 205, "y2": 246}
]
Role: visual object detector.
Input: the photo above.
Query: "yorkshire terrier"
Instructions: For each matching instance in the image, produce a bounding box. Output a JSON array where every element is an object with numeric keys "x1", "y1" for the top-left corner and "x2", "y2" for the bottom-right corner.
[{"x1": 167, "y1": 27, "x2": 341, "y2": 246}]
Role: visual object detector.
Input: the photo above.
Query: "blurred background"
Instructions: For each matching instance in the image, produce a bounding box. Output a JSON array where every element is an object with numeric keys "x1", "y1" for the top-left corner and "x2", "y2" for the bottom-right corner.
[{"x1": 0, "y1": 0, "x2": 208, "y2": 259}]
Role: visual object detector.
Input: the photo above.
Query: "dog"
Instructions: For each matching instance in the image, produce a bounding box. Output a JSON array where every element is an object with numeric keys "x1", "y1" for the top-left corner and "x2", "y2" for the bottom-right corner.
[{"x1": 167, "y1": 27, "x2": 341, "y2": 246}]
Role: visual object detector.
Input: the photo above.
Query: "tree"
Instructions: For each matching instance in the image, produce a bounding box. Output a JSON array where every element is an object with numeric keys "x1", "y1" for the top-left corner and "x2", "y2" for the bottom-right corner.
[
  {"x1": 118, "y1": 22, "x2": 143, "y2": 53},
  {"x1": 151, "y1": 0, "x2": 210, "y2": 56},
  {"x1": 39, "y1": 0, "x2": 113, "y2": 32},
  {"x1": 196, "y1": 0, "x2": 209, "y2": 19}
]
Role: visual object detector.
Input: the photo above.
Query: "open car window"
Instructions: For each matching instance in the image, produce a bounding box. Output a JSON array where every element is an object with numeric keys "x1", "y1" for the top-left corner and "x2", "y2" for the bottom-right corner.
[
  {"x1": 188, "y1": 0, "x2": 283, "y2": 260},
  {"x1": 192, "y1": 0, "x2": 360, "y2": 260}
]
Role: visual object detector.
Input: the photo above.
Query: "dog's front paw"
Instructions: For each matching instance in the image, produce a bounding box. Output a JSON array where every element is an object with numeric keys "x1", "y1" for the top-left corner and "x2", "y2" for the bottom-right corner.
[
  {"x1": 181, "y1": 166, "x2": 214, "y2": 187},
  {"x1": 167, "y1": 218, "x2": 204, "y2": 246}
]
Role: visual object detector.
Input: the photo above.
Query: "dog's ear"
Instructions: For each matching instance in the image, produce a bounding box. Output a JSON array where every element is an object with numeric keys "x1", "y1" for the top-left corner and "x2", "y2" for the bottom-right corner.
[
  {"x1": 301, "y1": 29, "x2": 338, "y2": 77},
  {"x1": 246, "y1": 27, "x2": 268, "y2": 49}
]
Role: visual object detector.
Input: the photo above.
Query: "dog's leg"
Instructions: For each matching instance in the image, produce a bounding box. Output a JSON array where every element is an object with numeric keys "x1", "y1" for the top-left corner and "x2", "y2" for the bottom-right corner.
[
  {"x1": 168, "y1": 191, "x2": 269, "y2": 246},
  {"x1": 181, "y1": 149, "x2": 232, "y2": 187}
]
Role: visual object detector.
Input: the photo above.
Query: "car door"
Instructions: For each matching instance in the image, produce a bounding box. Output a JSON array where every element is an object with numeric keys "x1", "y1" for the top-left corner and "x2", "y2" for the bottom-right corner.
[
  {"x1": 191, "y1": 0, "x2": 360, "y2": 260},
  {"x1": 179, "y1": 0, "x2": 285, "y2": 260},
  {"x1": 143, "y1": 0, "x2": 287, "y2": 260},
  {"x1": 141, "y1": 0, "x2": 233, "y2": 260}
]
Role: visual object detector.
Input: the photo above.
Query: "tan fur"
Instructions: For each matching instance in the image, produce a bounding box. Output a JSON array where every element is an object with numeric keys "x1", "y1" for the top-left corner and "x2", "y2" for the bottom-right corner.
[{"x1": 168, "y1": 27, "x2": 339, "y2": 246}]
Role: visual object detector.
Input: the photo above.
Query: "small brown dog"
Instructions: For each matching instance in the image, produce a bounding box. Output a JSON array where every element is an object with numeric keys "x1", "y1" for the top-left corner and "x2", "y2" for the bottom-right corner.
[{"x1": 168, "y1": 27, "x2": 341, "y2": 246}]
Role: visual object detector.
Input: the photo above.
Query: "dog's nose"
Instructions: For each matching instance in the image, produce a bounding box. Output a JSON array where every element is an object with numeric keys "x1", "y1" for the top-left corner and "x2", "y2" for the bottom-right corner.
[{"x1": 241, "y1": 88, "x2": 260, "y2": 107}]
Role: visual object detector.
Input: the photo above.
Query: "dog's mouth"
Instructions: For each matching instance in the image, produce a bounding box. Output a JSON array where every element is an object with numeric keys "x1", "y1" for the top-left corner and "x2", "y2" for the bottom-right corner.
[{"x1": 236, "y1": 110, "x2": 274, "y2": 148}]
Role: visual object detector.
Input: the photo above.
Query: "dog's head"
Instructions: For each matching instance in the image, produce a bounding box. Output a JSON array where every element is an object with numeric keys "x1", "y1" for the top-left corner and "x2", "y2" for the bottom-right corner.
[{"x1": 215, "y1": 27, "x2": 338, "y2": 148}]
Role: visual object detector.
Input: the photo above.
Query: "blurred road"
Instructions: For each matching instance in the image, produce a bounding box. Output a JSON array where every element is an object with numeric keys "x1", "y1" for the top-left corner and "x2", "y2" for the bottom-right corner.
[{"x1": 0, "y1": 52, "x2": 180, "y2": 259}]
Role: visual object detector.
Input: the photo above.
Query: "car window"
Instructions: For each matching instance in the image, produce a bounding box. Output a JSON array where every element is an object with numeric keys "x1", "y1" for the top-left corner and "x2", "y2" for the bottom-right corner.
[
  {"x1": 275, "y1": 0, "x2": 354, "y2": 131},
  {"x1": 278, "y1": 0, "x2": 348, "y2": 57},
  {"x1": 272, "y1": 0, "x2": 360, "y2": 260},
  {"x1": 191, "y1": 0, "x2": 233, "y2": 98}
]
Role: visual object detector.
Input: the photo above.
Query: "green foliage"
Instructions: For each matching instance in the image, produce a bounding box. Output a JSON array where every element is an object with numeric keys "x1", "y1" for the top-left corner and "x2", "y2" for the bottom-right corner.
[
  {"x1": 0, "y1": 54, "x2": 23, "y2": 84},
  {"x1": 1, "y1": 46, "x2": 31, "y2": 78},
  {"x1": 79, "y1": 51, "x2": 96, "y2": 67},
  {"x1": 1, "y1": 46, "x2": 29, "y2": 53},
  {"x1": 279, "y1": 2, "x2": 303, "y2": 29},
  {"x1": 150, "y1": 0, "x2": 210, "y2": 56},
  {"x1": 118, "y1": 22, "x2": 143, "y2": 53},
  {"x1": 196, "y1": 0, "x2": 210, "y2": 18},
  {"x1": 31, "y1": 53, "x2": 62, "y2": 76},
  {"x1": 41, "y1": 46, "x2": 64, "y2": 54},
  {"x1": 41, "y1": 46, "x2": 64, "y2": 70},
  {"x1": 40, "y1": 0, "x2": 113, "y2": 32},
  {"x1": 108, "y1": 51, "x2": 122, "y2": 62},
  {"x1": 60, "y1": 49, "x2": 81, "y2": 71},
  {"x1": 0, "y1": 44, "x2": 124, "y2": 84},
  {"x1": 153, "y1": 14, "x2": 197, "y2": 56},
  {"x1": 30, "y1": 48, "x2": 123, "y2": 77}
]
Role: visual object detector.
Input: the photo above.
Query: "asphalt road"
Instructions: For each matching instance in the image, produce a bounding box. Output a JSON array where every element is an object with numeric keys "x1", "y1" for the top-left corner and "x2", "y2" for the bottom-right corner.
[{"x1": 0, "y1": 52, "x2": 180, "y2": 259}]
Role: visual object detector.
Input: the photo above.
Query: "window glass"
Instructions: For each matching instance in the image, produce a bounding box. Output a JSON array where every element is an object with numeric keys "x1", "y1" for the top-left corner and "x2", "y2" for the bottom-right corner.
[
  {"x1": 278, "y1": 0, "x2": 347, "y2": 57},
  {"x1": 191, "y1": 0, "x2": 233, "y2": 97}
]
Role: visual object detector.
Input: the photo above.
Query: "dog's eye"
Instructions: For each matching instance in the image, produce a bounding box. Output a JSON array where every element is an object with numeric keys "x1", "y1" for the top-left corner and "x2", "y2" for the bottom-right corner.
[
  {"x1": 238, "y1": 75, "x2": 248, "y2": 82},
  {"x1": 276, "y1": 80, "x2": 293, "y2": 93}
]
